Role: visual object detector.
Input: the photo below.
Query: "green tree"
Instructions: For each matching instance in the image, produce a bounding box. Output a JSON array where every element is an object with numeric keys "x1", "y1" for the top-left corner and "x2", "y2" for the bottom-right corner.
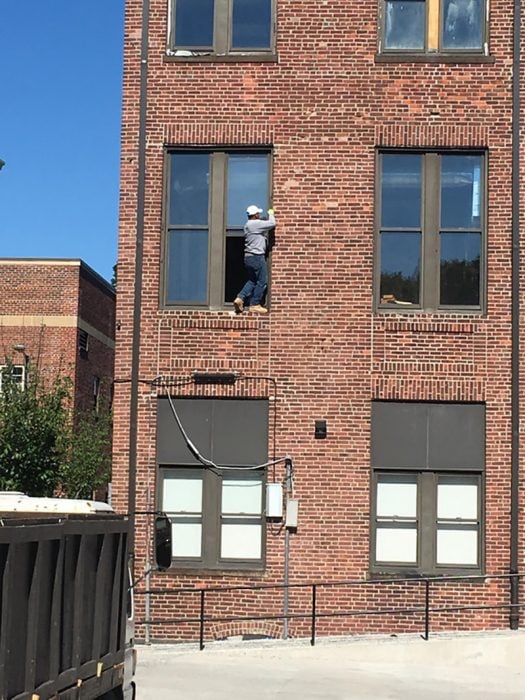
[
  {"x1": 60, "y1": 403, "x2": 113, "y2": 499},
  {"x1": 0, "y1": 361, "x2": 113, "y2": 498},
  {"x1": 0, "y1": 361, "x2": 71, "y2": 495}
]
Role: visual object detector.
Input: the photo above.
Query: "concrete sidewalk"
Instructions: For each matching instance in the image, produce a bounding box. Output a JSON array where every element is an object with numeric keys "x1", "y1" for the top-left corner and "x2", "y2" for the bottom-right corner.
[{"x1": 135, "y1": 630, "x2": 525, "y2": 699}]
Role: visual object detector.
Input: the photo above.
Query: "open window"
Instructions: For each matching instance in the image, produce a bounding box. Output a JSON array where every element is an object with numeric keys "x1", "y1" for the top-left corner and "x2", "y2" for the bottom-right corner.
[{"x1": 164, "y1": 149, "x2": 271, "y2": 309}]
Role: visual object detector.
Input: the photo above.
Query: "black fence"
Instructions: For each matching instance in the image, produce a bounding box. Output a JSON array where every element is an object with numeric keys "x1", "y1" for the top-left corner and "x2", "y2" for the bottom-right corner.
[{"x1": 136, "y1": 571, "x2": 522, "y2": 649}]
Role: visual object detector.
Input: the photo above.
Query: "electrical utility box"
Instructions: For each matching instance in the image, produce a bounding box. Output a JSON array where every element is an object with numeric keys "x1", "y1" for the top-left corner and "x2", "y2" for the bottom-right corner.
[{"x1": 266, "y1": 483, "x2": 283, "y2": 518}]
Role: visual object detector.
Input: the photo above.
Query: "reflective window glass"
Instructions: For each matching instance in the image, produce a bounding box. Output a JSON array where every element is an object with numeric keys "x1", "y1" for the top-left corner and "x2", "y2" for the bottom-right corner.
[
  {"x1": 442, "y1": 0, "x2": 483, "y2": 50},
  {"x1": 441, "y1": 155, "x2": 482, "y2": 229},
  {"x1": 167, "y1": 229, "x2": 209, "y2": 303},
  {"x1": 175, "y1": 0, "x2": 214, "y2": 48},
  {"x1": 169, "y1": 153, "x2": 210, "y2": 226},
  {"x1": 227, "y1": 154, "x2": 269, "y2": 227},
  {"x1": 376, "y1": 525, "x2": 418, "y2": 563},
  {"x1": 436, "y1": 527, "x2": 478, "y2": 565},
  {"x1": 380, "y1": 232, "x2": 421, "y2": 305},
  {"x1": 381, "y1": 154, "x2": 422, "y2": 228},
  {"x1": 384, "y1": 0, "x2": 425, "y2": 50},
  {"x1": 232, "y1": 0, "x2": 272, "y2": 49},
  {"x1": 440, "y1": 232, "x2": 480, "y2": 305}
]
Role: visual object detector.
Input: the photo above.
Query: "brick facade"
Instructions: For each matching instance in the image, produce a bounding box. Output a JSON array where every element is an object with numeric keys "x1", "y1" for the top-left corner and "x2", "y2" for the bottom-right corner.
[
  {"x1": 0, "y1": 259, "x2": 115, "y2": 412},
  {"x1": 114, "y1": 0, "x2": 524, "y2": 641}
]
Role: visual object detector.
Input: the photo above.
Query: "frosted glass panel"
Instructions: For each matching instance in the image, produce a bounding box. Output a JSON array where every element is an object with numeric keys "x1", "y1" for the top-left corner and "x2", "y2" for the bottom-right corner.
[
  {"x1": 438, "y1": 483, "x2": 477, "y2": 520},
  {"x1": 163, "y1": 476, "x2": 202, "y2": 513},
  {"x1": 437, "y1": 529, "x2": 478, "y2": 565},
  {"x1": 221, "y1": 523, "x2": 262, "y2": 559},
  {"x1": 222, "y1": 478, "x2": 262, "y2": 514},
  {"x1": 171, "y1": 521, "x2": 202, "y2": 558},
  {"x1": 376, "y1": 527, "x2": 417, "y2": 563},
  {"x1": 377, "y1": 480, "x2": 417, "y2": 518}
]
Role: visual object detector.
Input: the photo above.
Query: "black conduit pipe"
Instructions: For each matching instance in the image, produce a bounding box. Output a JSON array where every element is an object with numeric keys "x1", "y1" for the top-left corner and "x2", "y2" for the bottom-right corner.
[
  {"x1": 128, "y1": 0, "x2": 150, "y2": 553},
  {"x1": 510, "y1": 0, "x2": 521, "y2": 630}
]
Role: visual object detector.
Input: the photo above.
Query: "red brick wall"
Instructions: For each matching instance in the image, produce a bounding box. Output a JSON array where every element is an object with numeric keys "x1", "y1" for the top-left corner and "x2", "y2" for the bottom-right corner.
[
  {"x1": 114, "y1": 0, "x2": 520, "y2": 641},
  {"x1": 0, "y1": 260, "x2": 115, "y2": 413}
]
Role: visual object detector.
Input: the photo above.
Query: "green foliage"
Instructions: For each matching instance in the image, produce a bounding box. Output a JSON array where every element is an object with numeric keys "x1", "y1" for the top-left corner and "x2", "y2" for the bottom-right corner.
[
  {"x1": 0, "y1": 362, "x2": 71, "y2": 495},
  {"x1": 0, "y1": 360, "x2": 112, "y2": 498},
  {"x1": 60, "y1": 403, "x2": 113, "y2": 499}
]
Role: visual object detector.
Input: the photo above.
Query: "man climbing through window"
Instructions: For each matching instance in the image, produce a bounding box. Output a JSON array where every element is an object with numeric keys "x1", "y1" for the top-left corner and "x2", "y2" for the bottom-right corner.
[{"x1": 233, "y1": 204, "x2": 275, "y2": 315}]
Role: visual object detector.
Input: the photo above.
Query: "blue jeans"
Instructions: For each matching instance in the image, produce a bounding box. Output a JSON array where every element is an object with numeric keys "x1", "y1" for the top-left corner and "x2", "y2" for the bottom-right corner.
[{"x1": 238, "y1": 255, "x2": 267, "y2": 306}]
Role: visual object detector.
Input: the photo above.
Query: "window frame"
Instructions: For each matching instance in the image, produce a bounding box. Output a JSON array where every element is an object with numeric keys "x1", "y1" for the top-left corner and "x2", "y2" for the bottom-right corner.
[
  {"x1": 378, "y1": 0, "x2": 489, "y2": 59},
  {"x1": 159, "y1": 465, "x2": 267, "y2": 571},
  {"x1": 374, "y1": 149, "x2": 487, "y2": 313},
  {"x1": 370, "y1": 470, "x2": 484, "y2": 576},
  {"x1": 167, "y1": 0, "x2": 277, "y2": 60},
  {"x1": 0, "y1": 365, "x2": 25, "y2": 392},
  {"x1": 161, "y1": 147, "x2": 273, "y2": 310}
]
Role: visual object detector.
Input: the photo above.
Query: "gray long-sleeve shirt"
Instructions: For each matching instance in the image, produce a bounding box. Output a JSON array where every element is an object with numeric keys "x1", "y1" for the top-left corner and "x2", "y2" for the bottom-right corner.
[{"x1": 244, "y1": 214, "x2": 276, "y2": 256}]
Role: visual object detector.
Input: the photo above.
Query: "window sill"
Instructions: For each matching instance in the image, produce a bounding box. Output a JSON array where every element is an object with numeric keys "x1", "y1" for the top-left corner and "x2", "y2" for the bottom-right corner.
[
  {"x1": 164, "y1": 52, "x2": 278, "y2": 63},
  {"x1": 375, "y1": 306, "x2": 484, "y2": 316},
  {"x1": 158, "y1": 565, "x2": 266, "y2": 576},
  {"x1": 369, "y1": 568, "x2": 485, "y2": 580},
  {"x1": 375, "y1": 53, "x2": 494, "y2": 64}
]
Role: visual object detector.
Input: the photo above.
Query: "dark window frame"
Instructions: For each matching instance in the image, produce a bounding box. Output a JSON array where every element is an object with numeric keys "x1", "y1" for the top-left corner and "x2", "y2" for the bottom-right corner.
[
  {"x1": 378, "y1": 0, "x2": 489, "y2": 58},
  {"x1": 370, "y1": 470, "x2": 484, "y2": 576},
  {"x1": 161, "y1": 147, "x2": 273, "y2": 310},
  {"x1": 375, "y1": 149, "x2": 487, "y2": 313},
  {"x1": 168, "y1": 0, "x2": 276, "y2": 59},
  {"x1": 0, "y1": 365, "x2": 25, "y2": 393},
  {"x1": 158, "y1": 465, "x2": 267, "y2": 571}
]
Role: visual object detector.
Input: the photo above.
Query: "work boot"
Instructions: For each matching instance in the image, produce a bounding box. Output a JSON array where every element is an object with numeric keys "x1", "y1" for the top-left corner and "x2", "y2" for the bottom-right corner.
[
  {"x1": 251, "y1": 305, "x2": 268, "y2": 314},
  {"x1": 233, "y1": 297, "x2": 244, "y2": 314}
]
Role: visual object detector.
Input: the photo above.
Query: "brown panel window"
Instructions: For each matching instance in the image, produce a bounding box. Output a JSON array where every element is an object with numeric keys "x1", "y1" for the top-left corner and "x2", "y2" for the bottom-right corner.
[
  {"x1": 160, "y1": 467, "x2": 265, "y2": 570},
  {"x1": 376, "y1": 151, "x2": 485, "y2": 312},
  {"x1": 380, "y1": 0, "x2": 487, "y2": 56},
  {"x1": 372, "y1": 471, "x2": 483, "y2": 575},
  {"x1": 169, "y1": 0, "x2": 275, "y2": 58},
  {"x1": 164, "y1": 149, "x2": 272, "y2": 309}
]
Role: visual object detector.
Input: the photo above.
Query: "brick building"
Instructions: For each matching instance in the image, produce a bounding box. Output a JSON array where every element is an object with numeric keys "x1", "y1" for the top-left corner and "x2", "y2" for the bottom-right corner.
[
  {"x1": 0, "y1": 259, "x2": 115, "y2": 413},
  {"x1": 113, "y1": 0, "x2": 524, "y2": 641}
]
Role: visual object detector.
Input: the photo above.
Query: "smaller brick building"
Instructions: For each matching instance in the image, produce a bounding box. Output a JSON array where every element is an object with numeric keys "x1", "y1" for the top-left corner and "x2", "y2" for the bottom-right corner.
[{"x1": 0, "y1": 258, "x2": 115, "y2": 413}]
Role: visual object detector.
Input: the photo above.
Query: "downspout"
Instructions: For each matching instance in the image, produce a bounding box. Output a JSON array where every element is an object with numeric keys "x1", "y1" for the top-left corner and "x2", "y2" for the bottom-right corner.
[
  {"x1": 510, "y1": 0, "x2": 521, "y2": 630},
  {"x1": 128, "y1": 0, "x2": 150, "y2": 553}
]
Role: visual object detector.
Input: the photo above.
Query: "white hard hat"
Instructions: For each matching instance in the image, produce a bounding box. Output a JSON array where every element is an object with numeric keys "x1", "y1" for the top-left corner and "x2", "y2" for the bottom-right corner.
[{"x1": 246, "y1": 204, "x2": 263, "y2": 216}]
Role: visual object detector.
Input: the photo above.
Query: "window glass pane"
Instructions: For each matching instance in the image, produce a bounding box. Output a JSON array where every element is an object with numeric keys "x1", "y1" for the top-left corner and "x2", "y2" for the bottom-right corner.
[
  {"x1": 227, "y1": 154, "x2": 269, "y2": 227},
  {"x1": 175, "y1": 0, "x2": 214, "y2": 48},
  {"x1": 377, "y1": 476, "x2": 418, "y2": 518},
  {"x1": 163, "y1": 475, "x2": 203, "y2": 513},
  {"x1": 222, "y1": 477, "x2": 262, "y2": 514},
  {"x1": 440, "y1": 232, "x2": 480, "y2": 305},
  {"x1": 167, "y1": 229, "x2": 209, "y2": 303},
  {"x1": 384, "y1": 0, "x2": 425, "y2": 50},
  {"x1": 437, "y1": 527, "x2": 478, "y2": 565},
  {"x1": 169, "y1": 153, "x2": 210, "y2": 226},
  {"x1": 441, "y1": 155, "x2": 482, "y2": 229},
  {"x1": 376, "y1": 525, "x2": 417, "y2": 563},
  {"x1": 381, "y1": 154, "x2": 422, "y2": 228},
  {"x1": 231, "y1": 0, "x2": 272, "y2": 49},
  {"x1": 442, "y1": 0, "x2": 483, "y2": 50},
  {"x1": 437, "y1": 479, "x2": 478, "y2": 520},
  {"x1": 380, "y1": 232, "x2": 421, "y2": 304},
  {"x1": 224, "y1": 235, "x2": 245, "y2": 303},
  {"x1": 221, "y1": 522, "x2": 262, "y2": 559},
  {"x1": 171, "y1": 519, "x2": 202, "y2": 558}
]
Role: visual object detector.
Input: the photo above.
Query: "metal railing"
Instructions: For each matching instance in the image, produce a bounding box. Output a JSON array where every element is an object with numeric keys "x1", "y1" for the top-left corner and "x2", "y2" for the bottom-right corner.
[{"x1": 136, "y1": 571, "x2": 522, "y2": 649}]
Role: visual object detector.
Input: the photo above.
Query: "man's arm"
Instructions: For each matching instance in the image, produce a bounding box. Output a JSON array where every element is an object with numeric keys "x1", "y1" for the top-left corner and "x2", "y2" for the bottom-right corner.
[{"x1": 255, "y1": 210, "x2": 276, "y2": 232}]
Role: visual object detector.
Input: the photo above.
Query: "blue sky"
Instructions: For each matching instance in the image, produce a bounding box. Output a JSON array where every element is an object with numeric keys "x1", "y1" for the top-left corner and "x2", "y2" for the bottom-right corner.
[{"x1": 0, "y1": 2, "x2": 125, "y2": 283}]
